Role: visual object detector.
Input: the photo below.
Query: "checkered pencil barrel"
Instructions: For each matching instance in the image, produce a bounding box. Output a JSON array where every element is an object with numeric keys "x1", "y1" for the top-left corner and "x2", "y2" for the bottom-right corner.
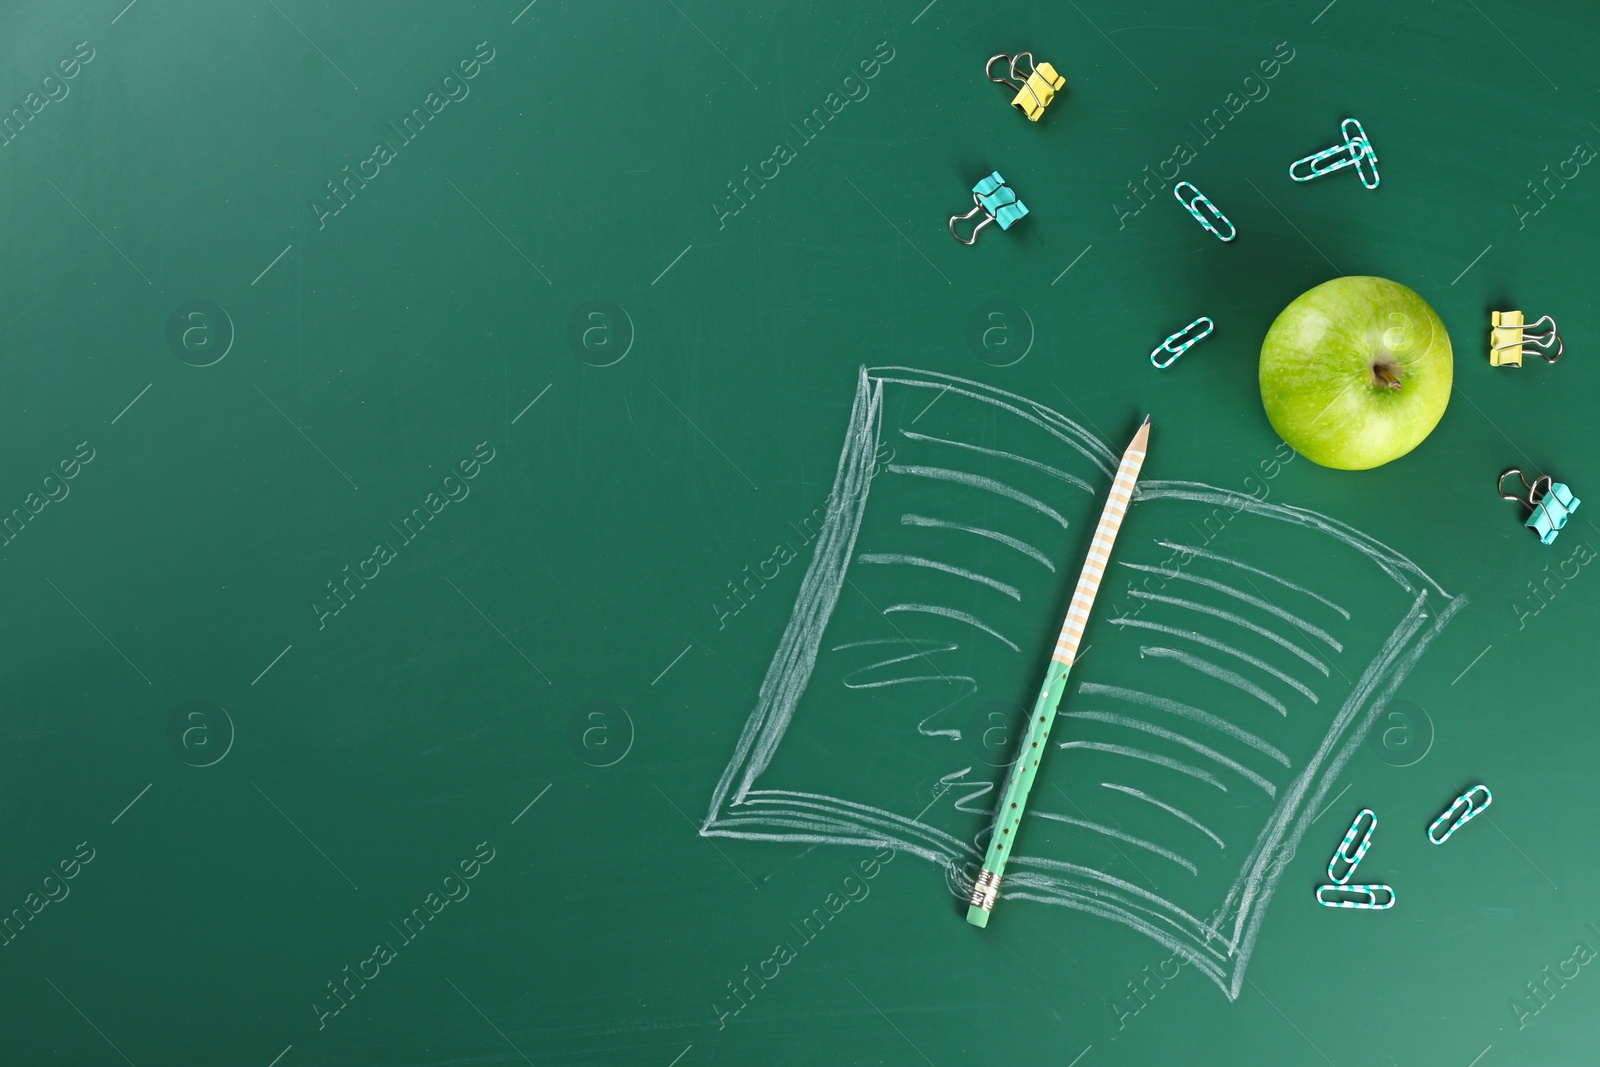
[{"x1": 966, "y1": 416, "x2": 1151, "y2": 928}]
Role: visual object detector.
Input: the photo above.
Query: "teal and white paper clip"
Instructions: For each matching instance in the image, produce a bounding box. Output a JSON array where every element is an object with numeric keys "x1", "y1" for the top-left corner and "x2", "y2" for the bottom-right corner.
[
  {"x1": 1316, "y1": 884, "x2": 1395, "y2": 910},
  {"x1": 1428, "y1": 784, "x2": 1492, "y2": 844},
  {"x1": 1150, "y1": 316, "x2": 1214, "y2": 368},
  {"x1": 1499, "y1": 469, "x2": 1580, "y2": 545},
  {"x1": 1327, "y1": 808, "x2": 1376, "y2": 885},
  {"x1": 950, "y1": 171, "x2": 1028, "y2": 245},
  {"x1": 1345, "y1": 118, "x2": 1380, "y2": 188},
  {"x1": 1173, "y1": 181, "x2": 1235, "y2": 241},
  {"x1": 1290, "y1": 117, "x2": 1379, "y2": 189}
]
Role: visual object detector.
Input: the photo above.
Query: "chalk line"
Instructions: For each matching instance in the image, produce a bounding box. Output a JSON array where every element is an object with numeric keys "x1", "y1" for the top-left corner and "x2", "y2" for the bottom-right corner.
[
  {"x1": 1078, "y1": 683, "x2": 1290, "y2": 766},
  {"x1": 1139, "y1": 647, "x2": 1289, "y2": 716},
  {"x1": 857, "y1": 552, "x2": 1021, "y2": 600},
  {"x1": 886, "y1": 465, "x2": 1071, "y2": 530},
  {"x1": 1123, "y1": 562, "x2": 1342, "y2": 651},
  {"x1": 1064, "y1": 711, "x2": 1277, "y2": 796},
  {"x1": 884, "y1": 603, "x2": 1019, "y2": 651},
  {"x1": 1110, "y1": 616, "x2": 1320, "y2": 701},
  {"x1": 1034, "y1": 810, "x2": 1199, "y2": 875},
  {"x1": 1058, "y1": 741, "x2": 1228, "y2": 791},
  {"x1": 1156, "y1": 541, "x2": 1350, "y2": 620},
  {"x1": 899, "y1": 428, "x2": 1093, "y2": 492},
  {"x1": 901, "y1": 513, "x2": 1055, "y2": 571},
  {"x1": 1102, "y1": 783, "x2": 1226, "y2": 849},
  {"x1": 1129, "y1": 588, "x2": 1328, "y2": 675}
]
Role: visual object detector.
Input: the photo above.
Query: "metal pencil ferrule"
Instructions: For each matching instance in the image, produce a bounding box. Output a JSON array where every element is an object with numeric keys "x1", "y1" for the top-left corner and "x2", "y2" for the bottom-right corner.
[{"x1": 969, "y1": 868, "x2": 1002, "y2": 911}]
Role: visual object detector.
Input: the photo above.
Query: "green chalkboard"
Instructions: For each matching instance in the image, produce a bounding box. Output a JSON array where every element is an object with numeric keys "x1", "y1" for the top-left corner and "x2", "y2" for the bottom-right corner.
[{"x1": 5, "y1": 0, "x2": 1600, "y2": 1064}]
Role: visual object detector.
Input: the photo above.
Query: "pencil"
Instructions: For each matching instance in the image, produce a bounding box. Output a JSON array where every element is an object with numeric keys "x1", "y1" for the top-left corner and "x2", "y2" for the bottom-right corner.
[{"x1": 966, "y1": 415, "x2": 1151, "y2": 927}]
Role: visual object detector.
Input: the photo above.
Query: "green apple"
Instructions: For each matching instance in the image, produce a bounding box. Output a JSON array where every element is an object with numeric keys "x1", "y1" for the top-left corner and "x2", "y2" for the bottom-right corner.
[{"x1": 1259, "y1": 276, "x2": 1452, "y2": 470}]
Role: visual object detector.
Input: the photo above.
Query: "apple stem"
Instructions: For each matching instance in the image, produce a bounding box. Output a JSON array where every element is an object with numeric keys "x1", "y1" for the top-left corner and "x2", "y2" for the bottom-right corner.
[{"x1": 1373, "y1": 362, "x2": 1403, "y2": 391}]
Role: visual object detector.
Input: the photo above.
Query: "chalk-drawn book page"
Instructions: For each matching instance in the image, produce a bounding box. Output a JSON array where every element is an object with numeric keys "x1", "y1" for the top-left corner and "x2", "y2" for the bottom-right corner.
[{"x1": 704, "y1": 367, "x2": 1463, "y2": 999}]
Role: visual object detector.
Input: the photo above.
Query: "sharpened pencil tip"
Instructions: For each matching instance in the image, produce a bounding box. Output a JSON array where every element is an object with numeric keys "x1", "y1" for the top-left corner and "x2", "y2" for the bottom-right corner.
[{"x1": 1127, "y1": 417, "x2": 1151, "y2": 453}]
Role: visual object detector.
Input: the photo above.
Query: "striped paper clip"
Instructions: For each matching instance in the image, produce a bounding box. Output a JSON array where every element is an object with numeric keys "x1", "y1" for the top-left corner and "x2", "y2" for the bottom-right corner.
[
  {"x1": 1327, "y1": 809, "x2": 1376, "y2": 885},
  {"x1": 1345, "y1": 118, "x2": 1380, "y2": 189},
  {"x1": 1150, "y1": 316, "x2": 1214, "y2": 369},
  {"x1": 1173, "y1": 181, "x2": 1235, "y2": 241},
  {"x1": 1290, "y1": 117, "x2": 1379, "y2": 189},
  {"x1": 1428, "y1": 784, "x2": 1492, "y2": 844},
  {"x1": 1316, "y1": 884, "x2": 1395, "y2": 910}
]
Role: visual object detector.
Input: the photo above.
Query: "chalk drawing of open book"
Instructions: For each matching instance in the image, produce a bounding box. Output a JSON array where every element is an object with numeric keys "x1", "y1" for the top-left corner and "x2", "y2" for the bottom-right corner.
[{"x1": 702, "y1": 366, "x2": 1464, "y2": 999}]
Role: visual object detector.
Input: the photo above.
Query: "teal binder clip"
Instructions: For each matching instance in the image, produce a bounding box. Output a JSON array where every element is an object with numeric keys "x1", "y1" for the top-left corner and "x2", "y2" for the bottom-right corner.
[
  {"x1": 950, "y1": 171, "x2": 1028, "y2": 245},
  {"x1": 1290, "y1": 117, "x2": 1379, "y2": 189},
  {"x1": 1173, "y1": 181, "x2": 1235, "y2": 241},
  {"x1": 1499, "y1": 468, "x2": 1580, "y2": 544}
]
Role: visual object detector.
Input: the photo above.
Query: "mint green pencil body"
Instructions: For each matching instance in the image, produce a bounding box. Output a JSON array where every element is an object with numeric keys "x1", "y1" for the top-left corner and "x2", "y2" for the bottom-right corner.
[{"x1": 966, "y1": 417, "x2": 1150, "y2": 927}]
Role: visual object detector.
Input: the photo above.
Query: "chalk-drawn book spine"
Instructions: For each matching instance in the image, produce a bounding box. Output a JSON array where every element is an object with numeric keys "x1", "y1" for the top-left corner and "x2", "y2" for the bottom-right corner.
[{"x1": 703, "y1": 366, "x2": 1463, "y2": 1000}]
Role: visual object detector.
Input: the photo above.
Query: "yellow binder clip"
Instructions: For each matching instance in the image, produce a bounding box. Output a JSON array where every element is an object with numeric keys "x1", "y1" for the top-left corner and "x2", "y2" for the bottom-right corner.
[
  {"x1": 1490, "y1": 310, "x2": 1562, "y2": 367},
  {"x1": 986, "y1": 53, "x2": 1065, "y2": 122}
]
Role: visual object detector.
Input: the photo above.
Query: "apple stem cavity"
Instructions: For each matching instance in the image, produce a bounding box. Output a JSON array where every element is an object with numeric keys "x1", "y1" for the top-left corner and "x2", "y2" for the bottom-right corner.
[{"x1": 1372, "y1": 360, "x2": 1403, "y2": 391}]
